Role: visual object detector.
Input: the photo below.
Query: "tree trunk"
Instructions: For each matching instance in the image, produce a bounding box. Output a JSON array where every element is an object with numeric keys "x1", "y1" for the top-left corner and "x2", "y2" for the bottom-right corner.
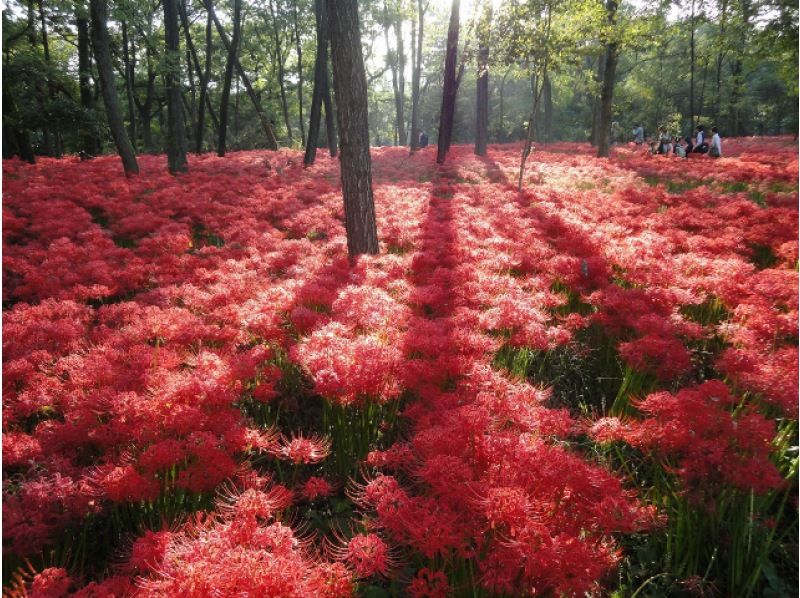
[
  {"x1": 384, "y1": 4, "x2": 407, "y2": 146},
  {"x1": 590, "y1": 52, "x2": 605, "y2": 145},
  {"x1": 3, "y1": 87, "x2": 36, "y2": 163},
  {"x1": 323, "y1": 64, "x2": 337, "y2": 156},
  {"x1": 304, "y1": 0, "x2": 329, "y2": 165},
  {"x1": 292, "y1": 0, "x2": 305, "y2": 144},
  {"x1": 474, "y1": 4, "x2": 491, "y2": 155},
  {"x1": 596, "y1": 0, "x2": 618, "y2": 158},
  {"x1": 436, "y1": 0, "x2": 460, "y2": 164},
  {"x1": 327, "y1": 0, "x2": 378, "y2": 256},
  {"x1": 33, "y1": 0, "x2": 53, "y2": 156},
  {"x1": 121, "y1": 20, "x2": 138, "y2": 151},
  {"x1": 205, "y1": 0, "x2": 279, "y2": 149},
  {"x1": 77, "y1": 14, "x2": 100, "y2": 156},
  {"x1": 409, "y1": 0, "x2": 426, "y2": 151},
  {"x1": 90, "y1": 0, "x2": 139, "y2": 175},
  {"x1": 179, "y1": 2, "x2": 219, "y2": 152},
  {"x1": 542, "y1": 74, "x2": 552, "y2": 142},
  {"x1": 689, "y1": 0, "x2": 696, "y2": 129},
  {"x1": 164, "y1": 0, "x2": 188, "y2": 173},
  {"x1": 270, "y1": 0, "x2": 293, "y2": 143},
  {"x1": 218, "y1": 0, "x2": 241, "y2": 156}
]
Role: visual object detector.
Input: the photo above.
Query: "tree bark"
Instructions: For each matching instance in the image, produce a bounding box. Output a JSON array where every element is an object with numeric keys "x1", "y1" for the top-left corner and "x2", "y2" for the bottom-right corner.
[
  {"x1": 205, "y1": 0, "x2": 279, "y2": 149},
  {"x1": 596, "y1": 0, "x2": 618, "y2": 158},
  {"x1": 34, "y1": 0, "x2": 54, "y2": 156},
  {"x1": 218, "y1": 0, "x2": 241, "y2": 156},
  {"x1": 304, "y1": 0, "x2": 329, "y2": 165},
  {"x1": 90, "y1": 0, "x2": 139, "y2": 175},
  {"x1": 323, "y1": 64, "x2": 337, "y2": 156},
  {"x1": 409, "y1": 0, "x2": 426, "y2": 151},
  {"x1": 121, "y1": 20, "x2": 138, "y2": 151},
  {"x1": 590, "y1": 52, "x2": 605, "y2": 146},
  {"x1": 689, "y1": 0, "x2": 696, "y2": 129},
  {"x1": 542, "y1": 74, "x2": 552, "y2": 142},
  {"x1": 292, "y1": 0, "x2": 306, "y2": 144},
  {"x1": 77, "y1": 14, "x2": 100, "y2": 156},
  {"x1": 474, "y1": 4, "x2": 491, "y2": 155},
  {"x1": 270, "y1": 0, "x2": 293, "y2": 143},
  {"x1": 327, "y1": 0, "x2": 378, "y2": 256},
  {"x1": 179, "y1": 2, "x2": 219, "y2": 152},
  {"x1": 164, "y1": 0, "x2": 189, "y2": 173},
  {"x1": 436, "y1": 0, "x2": 460, "y2": 164}
]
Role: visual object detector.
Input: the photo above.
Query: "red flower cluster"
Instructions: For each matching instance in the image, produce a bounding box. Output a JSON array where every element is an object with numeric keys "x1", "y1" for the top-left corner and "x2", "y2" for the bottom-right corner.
[{"x1": 3, "y1": 137, "x2": 796, "y2": 595}]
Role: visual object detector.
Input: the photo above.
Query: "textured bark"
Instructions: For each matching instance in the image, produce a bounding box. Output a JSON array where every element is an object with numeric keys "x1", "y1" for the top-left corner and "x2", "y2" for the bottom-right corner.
[
  {"x1": 304, "y1": 0, "x2": 329, "y2": 165},
  {"x1": 542, "y1": 74, "x2": 552, "y2": 142},
  {"x1": 292, "y1": 0, "x2": 305, "y2": 144},
  {"x1": 179, "y1": 3, "x2": 219, "y2": 152},
  {"x1": 270, "y1": 0, "x2": 293, "y2": 143},
  {"x1": 409, "y1": 0, "x2": 426, "y2": 151},
  {"x1": 436, "y1": 0, "x2": 460, "y2": 164},
  {"x1": 327, "y1": 0, "x2": 378, "y2": 256},
  {"x1": 323, "y1": 66, "x2": 337, "y2": 156},
  {"x1": 205, "y1": 0, "x2": 278, "y2": 149},
  {"x1": 596, "y1": 0, "x2": 619, "y2": 158},
  {"x1": 164, "y1": 0, "x2": 188, "y2": 173},
  {"x1": 590, "y1": 52, "x2": 605, "y2": 146},
  {"x1": 474, "y1": 5, "x2": 491, "y2": 156},
  {"x1": 218, "y1": 0, "x2": 241, "y2": 156},
  {"x1": 90, "y1": 0, "x2": 139, "y2": 175},
  {"x1": 77, "y1": 15, "x2": 100, "y2": 155},
  {"x1": 121, "y1": 21, "x2": 137, "y2": 151}
]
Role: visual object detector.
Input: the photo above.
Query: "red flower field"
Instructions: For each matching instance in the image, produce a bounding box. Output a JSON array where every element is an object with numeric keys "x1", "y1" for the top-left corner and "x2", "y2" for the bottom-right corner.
[{"x1": 3, "y1": 138, "x2": 797, "y2": 596}]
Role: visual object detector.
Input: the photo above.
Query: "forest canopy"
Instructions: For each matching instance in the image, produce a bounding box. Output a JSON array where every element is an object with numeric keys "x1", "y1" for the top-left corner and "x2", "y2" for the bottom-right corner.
[{"x1": 3, "y1": 0, "x2": 797, "y2": 162}]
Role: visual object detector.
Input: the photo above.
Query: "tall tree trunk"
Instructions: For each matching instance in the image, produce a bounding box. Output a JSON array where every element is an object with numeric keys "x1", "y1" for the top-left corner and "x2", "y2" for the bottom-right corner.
[
  {"x1": 323, "y1": 64, "x2": 337, "y2": 156},
  {"x1": 590, "y1": 52, "x2": 605, "y2": 145},
  {"x1": 218, "y1": 0, "x2": 241, "y2": 156},
  {"x1": 292, "y1": 0, "x2": 305, "y2": 144},
  {"x1": 305, "y1": 0, "x2": 329, "y2": 165},
  {"x1": 179, "y1": 2, "x2": 219, "y2": 152},
  {"x1": 409, "y1": 0, "x2": 427, "y2": 151},
  {"x1": 205, "y1": 0, "x2": 279, "y2": 149},
  {"x1": 436, "y1": 0, "x2": 460, "y2": 164},
  {"x1": 270, "y1": 0, "x2": 293, "y2": 143},
  {"x1": 3, "y1": 87, "x2": 36, "y2": 163},
  {"x1": 475, "y1": 4, "x2": 491, "y2": 155},
  {"x1": 140, "y1": 51, "x2": 156, "y2": 150},
  {"x1": 39, "y1": 0, "x2": 60, "y2": 155},
  {"x1": 596, "y1": 0, "x2": 618, "y2": 158},
  {"x1": 384, "y1": 4, "x2": 407, "y2": 146},
  {"x1": 542, "y1": 74, "x2": 552, "y2": 142},
  {"x1": 714, "y1": 0, "x2": 728, "y2": 123},
  {"x1": 121, "y1": 20, "x2": 137, "y2": 151},
  {"x1": 90, "y1": 0, "x2": 139, "y2": 175},
  {"x1": 689, "y1": 0, "x2": 696, "y2": 129},
  {"x1": 499, "y1": 66, "x2": 510, "y2": 140},
  {"x1": 77, "y1": 14, "x2": 100, "y2": 155},
  {"x1": 33, "y1": 0, "x2": 53, "y2": 156},
  {"x1": 327, "y1": 0, "x2": 378, "y2": 256},
  {"x1": 164, "y1": 0, "x2": 188, "y2": 173}
]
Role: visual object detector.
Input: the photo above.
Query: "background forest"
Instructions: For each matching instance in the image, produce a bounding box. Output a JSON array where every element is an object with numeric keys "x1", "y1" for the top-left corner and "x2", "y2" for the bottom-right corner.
[{"x1": 2, "y1": 0, "x2": 797, "y2": 162}]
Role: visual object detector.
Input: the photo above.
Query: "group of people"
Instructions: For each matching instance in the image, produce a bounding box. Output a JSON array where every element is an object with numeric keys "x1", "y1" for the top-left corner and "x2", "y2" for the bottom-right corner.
[{"x1": 632, "y1": 124, "x2": 722, "y2": 158}]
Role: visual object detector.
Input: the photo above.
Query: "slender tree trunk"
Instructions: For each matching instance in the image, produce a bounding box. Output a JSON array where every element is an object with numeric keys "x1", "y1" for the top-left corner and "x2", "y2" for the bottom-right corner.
[
  {"x1": 90, "y1": 0, "x2": 139, "y2": 175},
  {"x1": 518, "y1": 67, "x2": 547, "y2": 190},
  {"x1": 499, "y1": 66, "x2": 510, "y2": 140},
  {"x1": 77, "y1": 15, "x2": 100, "y2": 155},
  {"x1": 305, "y1": 0, "x2": 329, "y2": 165},
  {"x1": 543, "y1": 74, "x2": 552, "y2": 142},
  {"x1": 436, "y1": 0, "x2": 460, "y2": 164},
  {"x1": 205, "y1": 0, "x2": 278, "y2": 149},
  {"x1": 121, "y1": 21, "x2": 138, "y2": 151},
  {"x1": 218, "y1": 0, "x2": 241, "y2": 156},
  {"x1": 384, "y1": 5, "x2": 407, "y2": 146},
  {"x1": 410, "y1": 0, "x2": 426, "y2": 151},
  {"x1": 164, "y1": 0, "x2": 188, "y2": 173},
  {"x1": 180, "y1": 2, "x2": 219, "y2": 151},
  {"x1": 475, "y1": 4, "x2": 491, "y2": 155},
  {"x1": 689, "y1": 0, "x2": 696, "y2": 129},
  {"x1": 327, "y1": 0, "x2": 378, "y2": 256},
  {"x1": 3, "y1": 87, "x2": 36, "y2": 163},
  {"x1": 323, "y1": 65, "x2": 337, "y2": 156},
  {"x1": 292, "y1": 0, "x2": 305, "y2": 144},
  {"x1": 590, "y1": 52, "x2": 605, "y2": 145},
  {"x1": 140, "y1": 52, "x2": 156, "y2": 150},
  {"x1": 33, "y1": 0, "x2": 54, "y2": 156},
  {"x1": 270, "y1": 0, "x2": 293, "y2": 143},
  {"x1": 714, "y1": 0, "x2": 728, "y2": 123},
  {"x1": 596, "y1": 0, "x2": 618, "y2": 158}
]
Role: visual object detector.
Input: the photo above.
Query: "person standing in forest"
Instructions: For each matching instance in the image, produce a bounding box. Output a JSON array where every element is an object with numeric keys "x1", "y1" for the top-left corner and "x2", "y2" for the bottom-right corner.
[
  {"x1": 632, "y1": 123, "x2": 644, "y2": 145},
  {"x1": 693, "y1": 124, "x2": 708, "y2": 153},
  {"x1": 709, "y1": 126, "x2": 722, "y2": 157}
]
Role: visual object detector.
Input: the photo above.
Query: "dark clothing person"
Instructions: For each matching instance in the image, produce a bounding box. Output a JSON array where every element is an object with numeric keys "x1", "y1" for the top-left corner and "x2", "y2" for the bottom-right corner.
[{"x1": 419, "y1": 131, "x2": 429, "y2": 148}]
